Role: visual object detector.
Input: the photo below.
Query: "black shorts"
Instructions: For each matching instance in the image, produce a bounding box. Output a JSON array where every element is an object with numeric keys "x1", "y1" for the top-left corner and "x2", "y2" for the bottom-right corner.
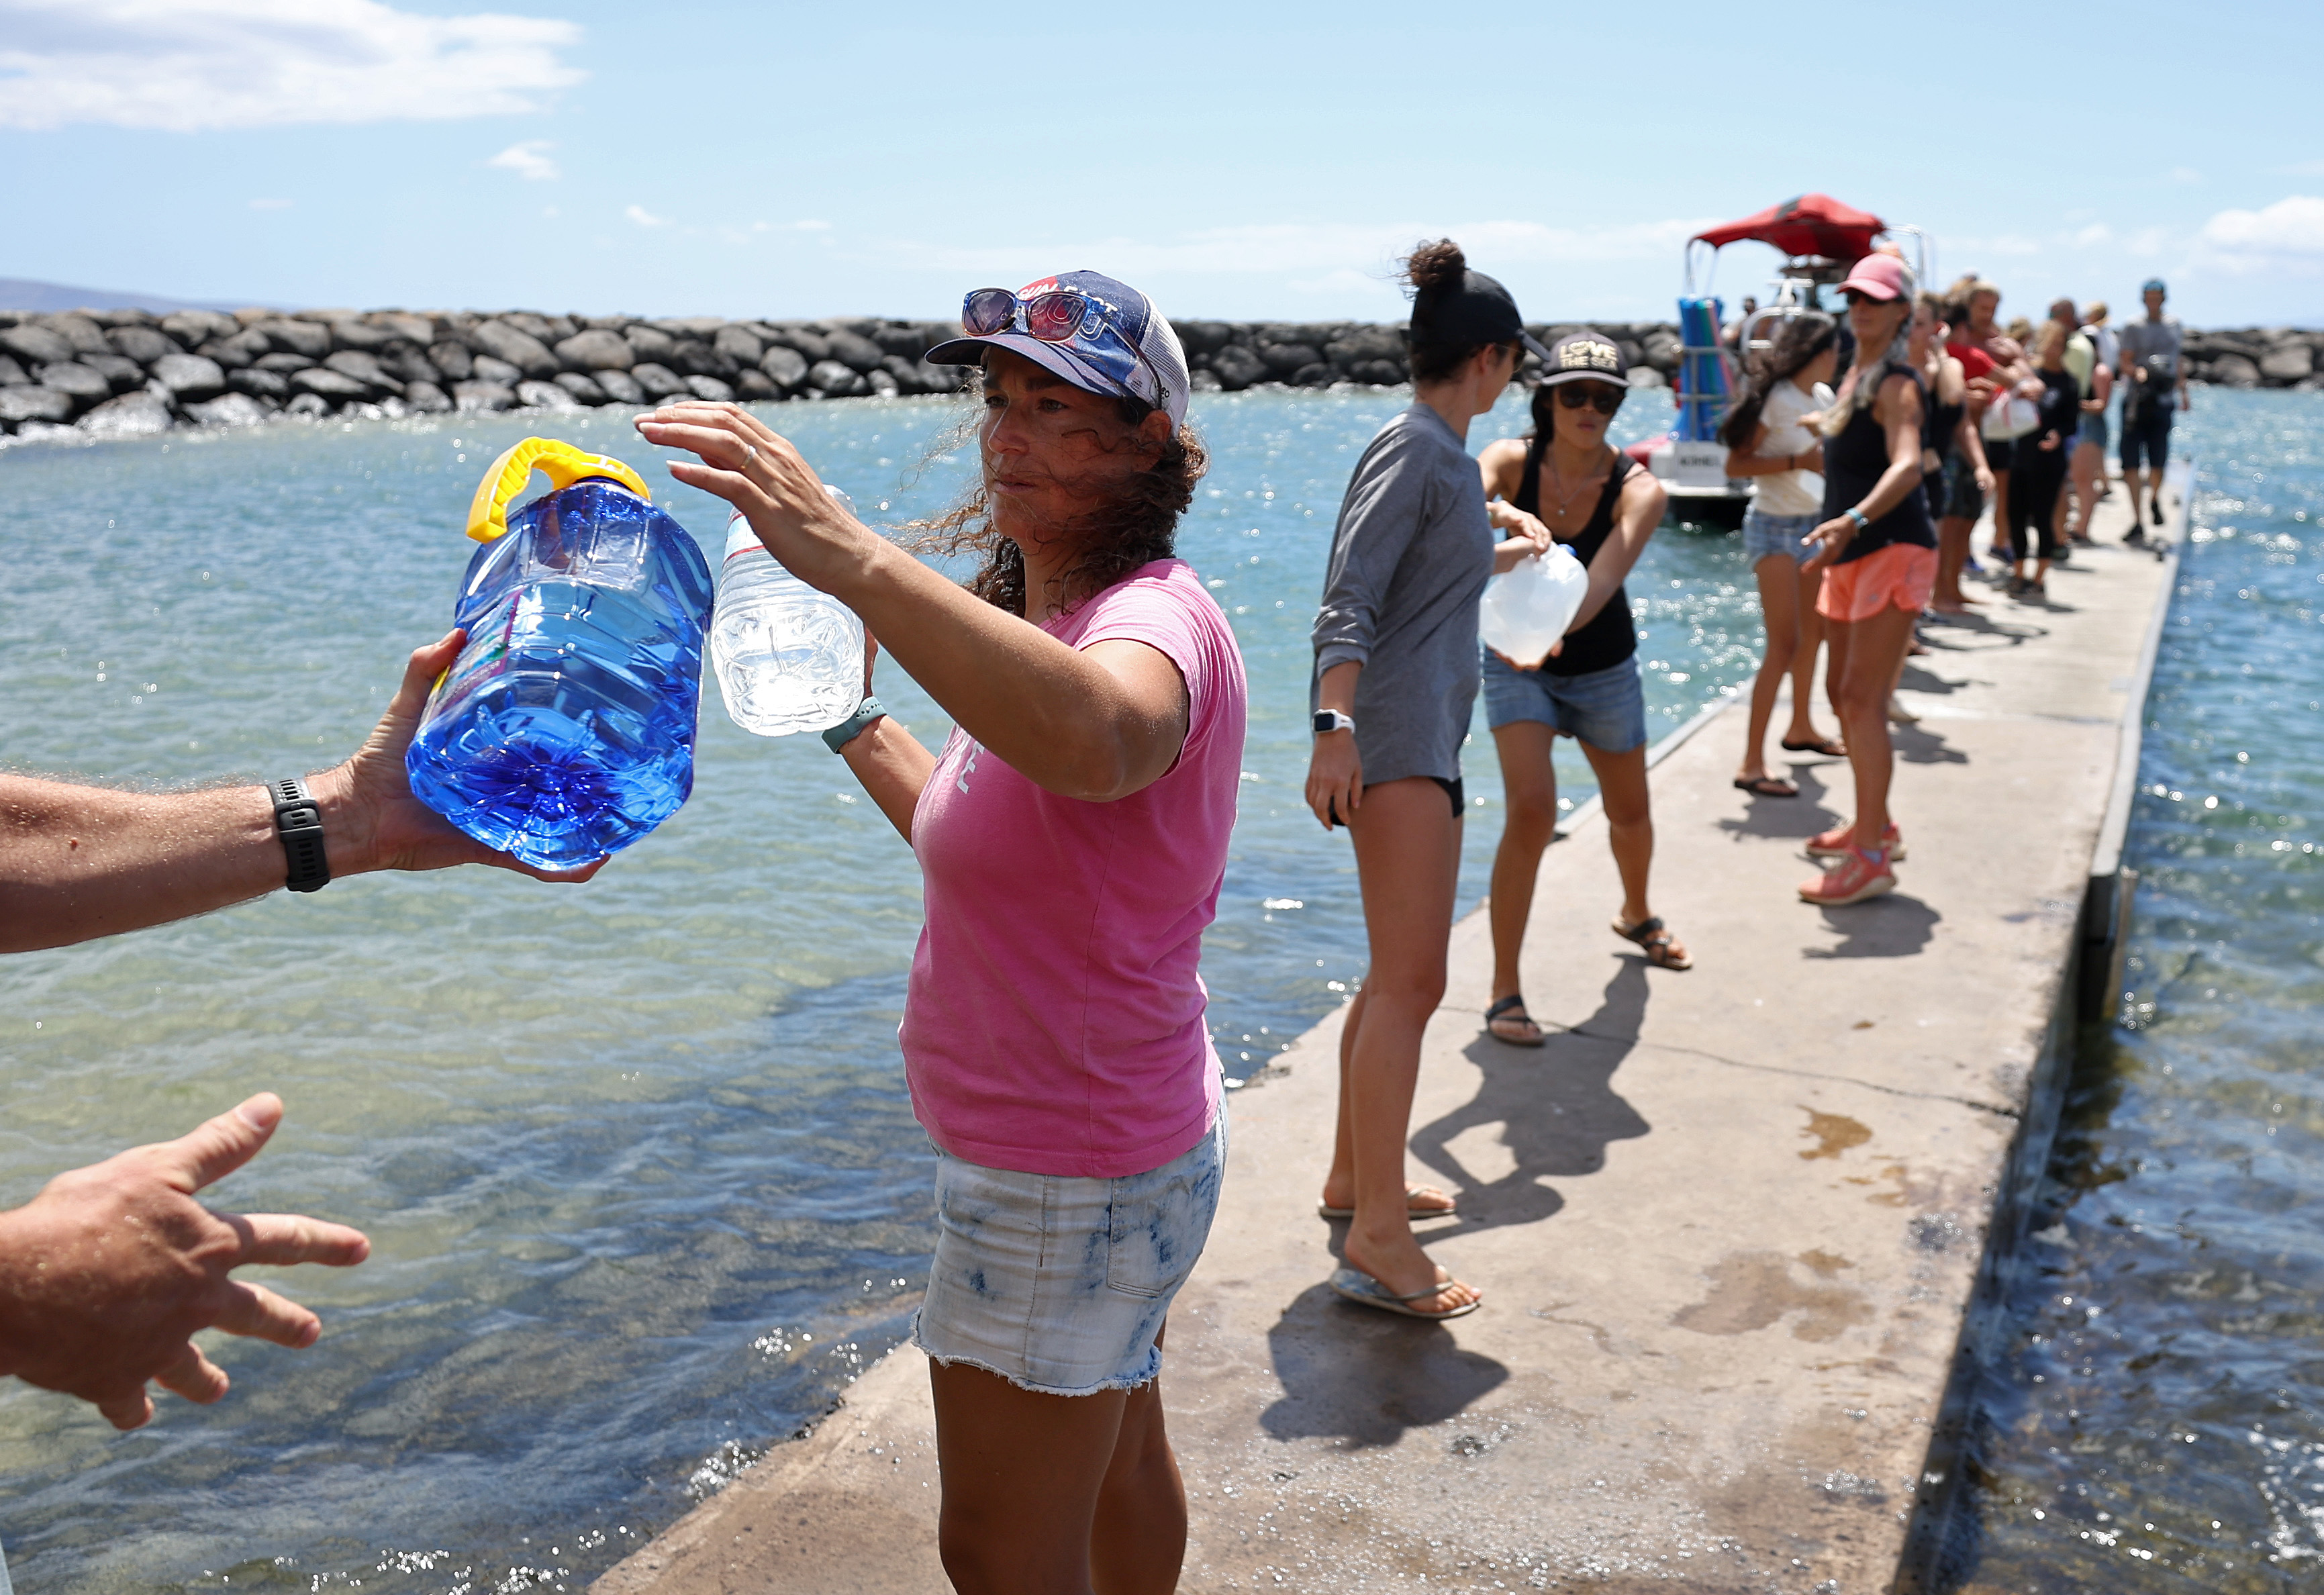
[
  {"x1": 2121, "y1": 403, "x2": 2173, "y2": 473},
  {"x1": 1327, "y1": 775, "x2": 1463, "y2": 826},
  {"x1": 1985, "y1": 436, "x2": 2015, "y2": 473},
  {"x1": 1938, "y1": 451, "x2": 1986, "y2": 522}
]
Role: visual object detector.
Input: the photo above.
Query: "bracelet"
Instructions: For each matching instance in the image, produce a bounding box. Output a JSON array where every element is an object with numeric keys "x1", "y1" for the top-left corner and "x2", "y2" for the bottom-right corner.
[
  {"x1": 266, "y1": 777, "x2": 330, "y2": 893},
  {"x1": 823, "y1": 695, "x2": 886, "y2": 754},
  {"x1": 1843, "y1": 506, "x2": 1870, "y2": 532}
]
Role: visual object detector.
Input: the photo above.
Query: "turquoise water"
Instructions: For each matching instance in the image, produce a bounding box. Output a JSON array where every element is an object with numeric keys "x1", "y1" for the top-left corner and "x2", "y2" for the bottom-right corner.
[
  {"x1": 1943, "y1": 393, "x2": 2324, "y2": 1590},
  {"x1": 0, "y1": 387, "x2": 1768, "y2": 1592}
]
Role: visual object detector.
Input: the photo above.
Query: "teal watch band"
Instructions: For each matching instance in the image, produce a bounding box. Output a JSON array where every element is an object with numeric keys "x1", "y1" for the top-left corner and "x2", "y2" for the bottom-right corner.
[
  {"x1": 823, "y1": 695, "x2": 885, "y2": 754},
  {"x1": 1844, "y1": 505, "x2": 1870, "y2": 531}
]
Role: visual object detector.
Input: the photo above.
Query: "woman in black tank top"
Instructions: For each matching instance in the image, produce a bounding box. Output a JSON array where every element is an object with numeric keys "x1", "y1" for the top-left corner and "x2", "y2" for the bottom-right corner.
[
  {"x1": 1473, "y1": 333, "x2": 1686, "y2": 1046},
  {"x1": 1796, "y1": 254, "x2": 1937, "y2": 908}
]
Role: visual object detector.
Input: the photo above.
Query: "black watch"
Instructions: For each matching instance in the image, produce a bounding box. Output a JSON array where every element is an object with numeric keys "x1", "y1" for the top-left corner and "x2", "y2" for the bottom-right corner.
[
  {"x1": 1312, "y1": 710, "x2": 1355, "y2": 735},
  {"x1": 267, "y1": 777, "x2": 331, "y2": 893}
]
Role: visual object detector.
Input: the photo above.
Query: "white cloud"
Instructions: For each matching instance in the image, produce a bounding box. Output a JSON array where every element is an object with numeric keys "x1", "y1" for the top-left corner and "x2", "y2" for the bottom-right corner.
[
  {"x1": 624, "y1": 203, "x2": 667, "y2": 228},
  {"x1": 487, "y1": 139, "x2": 558, "y2": 181},
  {"x1": 247, "y1": 196, "x2": 291, "y2": 210},
  {"x1": 2167, "y1": 166, "x2": 2202, "y2": 185},
  {"x1": 2068, "y1": 223, "x2": 2113, "y2": 248},
  {"x1": 0, "y1": 0, "x2": 583, "y2": 132},
  {"x1": 2196, "y1": 195, "x2": 2324, "y2": 273}
]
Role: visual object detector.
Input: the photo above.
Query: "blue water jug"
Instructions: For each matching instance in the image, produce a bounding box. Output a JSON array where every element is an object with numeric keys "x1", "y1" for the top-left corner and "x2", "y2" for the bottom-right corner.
[{"x1": 407, "y1": 438, "x2": 715, "y2": 869}]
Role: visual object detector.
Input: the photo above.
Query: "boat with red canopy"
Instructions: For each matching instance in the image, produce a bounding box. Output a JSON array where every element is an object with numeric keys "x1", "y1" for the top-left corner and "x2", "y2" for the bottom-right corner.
[{"x1": 1635, "y1": 193, "x2": 1931, "y2": 528}]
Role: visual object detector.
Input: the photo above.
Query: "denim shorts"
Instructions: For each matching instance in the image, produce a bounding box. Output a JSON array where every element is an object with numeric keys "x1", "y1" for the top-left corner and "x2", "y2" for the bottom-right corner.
[
  {"x1": 1482, "y1": 652, "x2": 1649, "y2": 753},
  {"x1": 1741, "y1": 506, "x2": 1821, "y2": 565},
  {"x1": 2078, "y1": 407, "x2": 2109, "y2": 452},
  {"x1": 914, "y1": 1111, "x2": 1224, "y2": 1395}
]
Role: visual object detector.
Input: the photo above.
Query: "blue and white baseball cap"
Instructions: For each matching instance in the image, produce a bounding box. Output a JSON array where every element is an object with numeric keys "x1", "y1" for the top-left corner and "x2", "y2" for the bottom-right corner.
[{"x1": 927, "y1": 270, "x2": 1192, "y2": 431}]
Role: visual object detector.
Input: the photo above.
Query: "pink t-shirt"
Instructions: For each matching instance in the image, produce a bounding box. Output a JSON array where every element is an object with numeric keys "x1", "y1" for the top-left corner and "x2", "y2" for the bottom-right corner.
[{"x1": 902, "y1": 559, "x2": 1248, "y2": 1179}]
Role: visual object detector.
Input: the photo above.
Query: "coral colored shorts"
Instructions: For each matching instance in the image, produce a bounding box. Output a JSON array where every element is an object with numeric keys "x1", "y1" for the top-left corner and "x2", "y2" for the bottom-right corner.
[{"x1": 1818, "y1": 542, "x2": 1937, "y2": 622}]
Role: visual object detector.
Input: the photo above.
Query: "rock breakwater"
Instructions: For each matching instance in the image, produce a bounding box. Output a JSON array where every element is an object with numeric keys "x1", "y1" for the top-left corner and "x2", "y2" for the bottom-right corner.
[
  {"x1": 3, "y1": 302, "x2": 2310, "y2": 444},
  {"x1": 0, "y1": 304, "x2": 1686, "y2": 440}
]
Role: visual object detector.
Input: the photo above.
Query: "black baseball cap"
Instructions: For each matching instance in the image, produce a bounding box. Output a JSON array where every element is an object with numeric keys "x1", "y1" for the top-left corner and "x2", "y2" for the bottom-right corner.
[
  {"x1": 1537, "y1": 330, "x2": 1633, "y2": 389},
  {"x1": 1412, "y1": 268, "x2": 1553, "y2": 362}
]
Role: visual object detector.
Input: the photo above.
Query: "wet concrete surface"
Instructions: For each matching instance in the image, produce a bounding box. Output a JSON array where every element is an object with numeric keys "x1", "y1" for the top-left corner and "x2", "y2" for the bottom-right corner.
[{"x1": 593, "y1": 491, "x2": 2176, "y2": 1594}]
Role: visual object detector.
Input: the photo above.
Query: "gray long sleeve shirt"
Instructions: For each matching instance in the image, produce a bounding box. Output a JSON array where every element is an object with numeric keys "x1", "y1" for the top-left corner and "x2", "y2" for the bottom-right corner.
[{"x1": 1310, "y1": 403, "x2": 1495, "y2": 787}]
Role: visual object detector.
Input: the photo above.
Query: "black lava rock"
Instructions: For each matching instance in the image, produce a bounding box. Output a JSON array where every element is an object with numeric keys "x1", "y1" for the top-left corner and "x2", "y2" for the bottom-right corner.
[
  {"x1": 36, "y1": 362, "x2": 111, "y2": 406},
  {"x1": 201, "y1": 328, "x2": 271, "y2": 369},
  {"x1": 624, "y1": 326, "x2": 679, "y2": 363},
  {"x1": 291, "y1": 368, "x2": 369, "y2": 399},
  {"x1": 385, "y1": 347, "x2": 442, "y2": 386},
  {"x1": 323, "y1": 350, "x2": 401, "y2": 396},
  {"x1": 1, "y1": 325, "x2": 75, "y2": 365},
  {"x1": 556, "y1": 329, "x2": 634, "y2": 372},
  {"x1": 1172, "y1": 322, "x2": 1234, "y2": 359},
  {"x1": 469, "y1": 320, "x2": 559, "y2": 379},
  {"x1": 403, "y1": 381, "x2": 452, "y2": 414},
  {"x1": 773, "y1": 326, "x2": 832, "y2": 363},
  {"x1": 428, "y1": 341, "x2": 475, "y2": 381},
  {"x1": 82, "y1": 352, "x2": 147, "y2": 392},
  {"x1": 79, "y1": 391, "x2": 175, "y2": 435},
  {"x1": 1290, "y1": 362, "x2": 1336, "y2": 387},
  {"x1": 825, "y1": 330, "x2": 885, "y2": 374},
  {"x1": 152, "y1": 353, "x2": 228, "y2": 400},
  {"x1": 1210, "y1": 345, "x2": 1267, "y2": 391},
  {"x1": 714, "y1": 325, "x2": 764, "y2": 366},
  {"x1": 1259, "y1": 343, "x2": 1322, "y2": 376},
  {"x1": 593, "y1": 369, "x2": 645, "y2": 405},
  {"x1": 684, "y1": 375, "x2": 736, "y2": 403},
  {"x1": 255, "y1": 319, "x2": 332, "y2": 360},
  {"x1": 0, "y1": 386, "x2": 72, "y2": 426},
  {"x1": 759, "y1": 346, "x2": 809, "y2": 391},
  {"x1": 630, "y1": 363, "x2": 689, "y2": 399},
  {"x1": 808, "y1": 359, "x2": 869, "y2": 397},
  {"x1": 553, "y1": 371, "x2": 609, "y2": 405},
  {"x1": 517, "y1": 379, "x2": 582, "y2": 412},
  {"x1": 228, "y1": 369, "x2": 291, "y2": 401},
  {"x1": 471, "y1": 354, "x2": 524, "y2": 386},
  {"x1": 184, "y1": 393, "x2": 269, "y2": 428},
  {"x1": 107, "y1": 326, "x2": 182, "y2": 365},
  {"x1": 255, "y1": 352, "x2": 316, "y2": 373}
]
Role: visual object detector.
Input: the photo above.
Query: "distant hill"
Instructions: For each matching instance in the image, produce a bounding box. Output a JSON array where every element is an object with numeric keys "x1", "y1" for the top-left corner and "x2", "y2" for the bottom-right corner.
[{"x1": 0, "y1": 277, "x2": 250, "y2": 314}]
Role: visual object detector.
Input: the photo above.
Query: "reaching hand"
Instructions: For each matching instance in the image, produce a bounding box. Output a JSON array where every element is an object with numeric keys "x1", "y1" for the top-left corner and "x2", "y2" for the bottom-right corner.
[
  {"x1": 1802, "y1": 514, "x2": 1855, "y2": 572},
  {"x1": 312, "y1": 632, "x2": 603, "y2": 882},
  {"x1": 0, "y1": 1094, "x2": 369, "y2": 1429},
  {"x1": 632, "y1": 403, "x2": 874, "y2": 595},
  {"x1": 1304, "y1": 732, "x2": 1363, "y2": 832}
]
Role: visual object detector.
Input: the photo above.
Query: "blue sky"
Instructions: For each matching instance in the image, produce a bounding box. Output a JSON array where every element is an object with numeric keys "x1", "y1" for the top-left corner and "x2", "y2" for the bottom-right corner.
[{"x1": 3, "y1": 0, "x2": 2321, "y2": 327}]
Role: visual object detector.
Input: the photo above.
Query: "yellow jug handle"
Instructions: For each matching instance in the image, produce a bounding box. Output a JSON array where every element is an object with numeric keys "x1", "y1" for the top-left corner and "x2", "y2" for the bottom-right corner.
[{"x1": 465, "y1": 436, "x2": 652, "y2": 543}]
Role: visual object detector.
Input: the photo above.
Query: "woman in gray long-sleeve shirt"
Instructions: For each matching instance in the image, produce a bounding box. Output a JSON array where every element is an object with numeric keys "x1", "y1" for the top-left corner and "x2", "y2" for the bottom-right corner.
[{"x1": 1304, "y1": 239, "x2": 1549, "y2": 1322}]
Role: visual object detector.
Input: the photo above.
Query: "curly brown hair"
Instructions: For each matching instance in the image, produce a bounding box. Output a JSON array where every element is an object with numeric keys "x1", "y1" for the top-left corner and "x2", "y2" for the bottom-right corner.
[{"x1": 907, "y1": 391, "x2": 1209, "y2": 618}]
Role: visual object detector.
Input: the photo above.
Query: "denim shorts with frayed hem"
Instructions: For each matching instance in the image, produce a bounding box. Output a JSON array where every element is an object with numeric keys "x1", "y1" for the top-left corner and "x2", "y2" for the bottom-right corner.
[
  {"x1": 1481, "y1": 652, "x2": 1649, "y2": 754},
  {"x1": 914, "y1": 1112, "x2": 1224, "y2": 1396},
  {"x1": 1741, "y1": 506, "x2": 1821, "y2": 566}
]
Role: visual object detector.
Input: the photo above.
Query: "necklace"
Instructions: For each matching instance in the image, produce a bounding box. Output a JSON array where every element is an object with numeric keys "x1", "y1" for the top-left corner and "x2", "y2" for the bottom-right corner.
[{"x1": 1541, "y1": 442, "x2": 1611, "y2": 520}]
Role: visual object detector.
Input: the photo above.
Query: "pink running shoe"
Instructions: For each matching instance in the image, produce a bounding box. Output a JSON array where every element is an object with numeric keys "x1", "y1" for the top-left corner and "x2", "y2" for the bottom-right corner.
[
  {"x1": 1799, "y1": 846, "x2": 1896, "y2": 906},
  {"x1": 1806, "y1": 822, "x2": 1906, "y2": 862}
]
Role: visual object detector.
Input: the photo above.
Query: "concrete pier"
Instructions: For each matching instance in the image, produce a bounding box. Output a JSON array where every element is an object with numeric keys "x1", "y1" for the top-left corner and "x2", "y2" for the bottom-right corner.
[{"x1": 594, "y1": 477, "x2": 2184, "y2": 1595}]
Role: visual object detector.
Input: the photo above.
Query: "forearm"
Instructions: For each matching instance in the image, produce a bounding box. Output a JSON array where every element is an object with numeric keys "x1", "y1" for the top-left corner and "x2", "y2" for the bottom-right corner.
[
  {"x1": 840, "y1": 716, "x2": 936, "y2": 842},
  {"x1": 1850, "y1": 457, "x2": 1925, "y2": 522},
  {"x1": 830, "y1": 542, "x2": 1165, "y2": 802},
  {"x1": 1724, "y1": 449, "x2": 1804, "y2": 479},
  {"x1": 0, "y1": 779, "x2": 283, "y2": 953},
  {"x1": 1316, "y1": 660, "x2": 1360, "y2": 718}
]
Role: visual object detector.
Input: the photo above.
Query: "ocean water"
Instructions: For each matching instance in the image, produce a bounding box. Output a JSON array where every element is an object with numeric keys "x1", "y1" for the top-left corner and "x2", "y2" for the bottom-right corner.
[
  {"x1": 0, "y1": 385, "x2": 1767, "y2": 1592},
  {"x1": 1943, "y1": 392, "x2": 2324, "y2": 1591}
]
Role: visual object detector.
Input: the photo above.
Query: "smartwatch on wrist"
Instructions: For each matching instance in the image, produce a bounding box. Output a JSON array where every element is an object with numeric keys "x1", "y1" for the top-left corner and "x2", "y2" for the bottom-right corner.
[
  {"x1": 267, "y1": 777, "x2": 330, "y2": 893},
  {"x1": 823, "y1": 695, "x2": 886, "y2": 754},
  {"x1": 1312, "y1": 710, "x2": 1355, "y2": 736}
]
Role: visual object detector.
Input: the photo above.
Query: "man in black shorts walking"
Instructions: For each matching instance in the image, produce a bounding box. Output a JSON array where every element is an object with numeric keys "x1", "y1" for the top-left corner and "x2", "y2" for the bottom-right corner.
[{"x1": 2116, "y1": 278, "x2": 2189, "y2": 540}]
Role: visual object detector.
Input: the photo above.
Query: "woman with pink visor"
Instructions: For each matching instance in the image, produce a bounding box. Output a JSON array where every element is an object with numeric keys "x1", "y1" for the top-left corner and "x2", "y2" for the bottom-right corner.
[
  {"x1": 638, "y1": 271, "x2": 1245, "y2": 1594},
  {"x1": 1798, "y1": 252, "x2": 1936, "y2": 907}
]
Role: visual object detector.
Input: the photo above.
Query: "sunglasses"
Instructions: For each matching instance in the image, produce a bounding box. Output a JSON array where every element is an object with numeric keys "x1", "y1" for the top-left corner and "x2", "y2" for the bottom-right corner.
[
  {"x1": 961, "y1": 287, "x2": 1163, "y2": 410},
  {"x1": 1555, "y1": 383, "x2": 1625, "y2": 415}
]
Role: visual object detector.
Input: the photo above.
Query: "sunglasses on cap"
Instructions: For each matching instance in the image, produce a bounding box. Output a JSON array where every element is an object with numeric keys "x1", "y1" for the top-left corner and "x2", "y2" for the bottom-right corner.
[
  {"x1": 1555, "y1": 383, "x2": 1625, "y2": 415},
  {"x1": 961, "y1": 286, "x2": 1161, "y2": 403}
]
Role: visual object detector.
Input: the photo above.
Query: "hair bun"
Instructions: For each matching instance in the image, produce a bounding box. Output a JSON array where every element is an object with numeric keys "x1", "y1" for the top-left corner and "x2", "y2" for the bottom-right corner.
[{"x1": 1402, "y1": 238, "x2": 1467, "y2": 295}]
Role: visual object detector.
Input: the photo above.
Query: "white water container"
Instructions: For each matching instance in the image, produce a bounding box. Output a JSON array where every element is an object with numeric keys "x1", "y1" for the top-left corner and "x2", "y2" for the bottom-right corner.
[
  {"x1": 1478, "y1": 542, "x2": 1590, "y2": 669},
  {"x1": 709, "y1": 487, "x2": 866, "y2": 736}
]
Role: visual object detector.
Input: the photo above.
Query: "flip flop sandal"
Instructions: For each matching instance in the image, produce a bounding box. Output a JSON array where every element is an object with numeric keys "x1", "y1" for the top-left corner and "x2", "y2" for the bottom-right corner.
[
  {"x1": 1317, "y1": 1186, "x2": 1461, "y2": 1220},
  {"x1": 1732, "y1": 774, "x2": 1798, "y2": 798},
  {"x1": 1482, "y1": 994, "x2": 1547, "y2": 1048},
  {"x1": 1612, "y1": 915, "x2": 1693, "y2": 971},
  {"x1": 1780, "y1": 735, "x2": 1846, "y2": 757},
  {"x1": 1328, "y1": 1265, "x2": 1480, "y2": 1320}
]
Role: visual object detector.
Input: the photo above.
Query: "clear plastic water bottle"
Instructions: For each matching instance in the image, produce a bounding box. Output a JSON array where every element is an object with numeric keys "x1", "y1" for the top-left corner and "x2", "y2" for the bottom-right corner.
[
  {"x1": 407, "y1": 439, "x2": 715, "y2": 869},
  {"x1": 710, "y1": 485, "x2": 866, "y2": 736}
]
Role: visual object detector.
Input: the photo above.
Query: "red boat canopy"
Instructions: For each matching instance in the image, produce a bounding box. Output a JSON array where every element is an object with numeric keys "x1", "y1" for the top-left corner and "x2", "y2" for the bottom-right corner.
[{"x1": 1690, "y1": 193, "x2": 1886, "y2": 263}]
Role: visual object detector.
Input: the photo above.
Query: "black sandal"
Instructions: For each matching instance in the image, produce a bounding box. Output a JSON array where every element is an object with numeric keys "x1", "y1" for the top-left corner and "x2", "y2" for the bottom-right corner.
[
  {"x1": 1780, "y1": 734, "x2": 1846, "y2": 757},
  {"x1": 1733, "y1": 773, "x2": 1798, "y2": 798},
  {"x1": 1612, "y1": 916, "x2": 1693, "y2": 971},
  {"x1": 1484, "y1": 995, "x2": 1547, "y2": 1047}
]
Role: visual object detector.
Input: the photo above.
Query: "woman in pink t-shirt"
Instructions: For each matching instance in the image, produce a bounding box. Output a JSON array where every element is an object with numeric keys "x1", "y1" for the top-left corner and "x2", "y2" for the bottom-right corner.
[{"x1": 638, "y1": 271, "x2": 1245, "y2": 1594}]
